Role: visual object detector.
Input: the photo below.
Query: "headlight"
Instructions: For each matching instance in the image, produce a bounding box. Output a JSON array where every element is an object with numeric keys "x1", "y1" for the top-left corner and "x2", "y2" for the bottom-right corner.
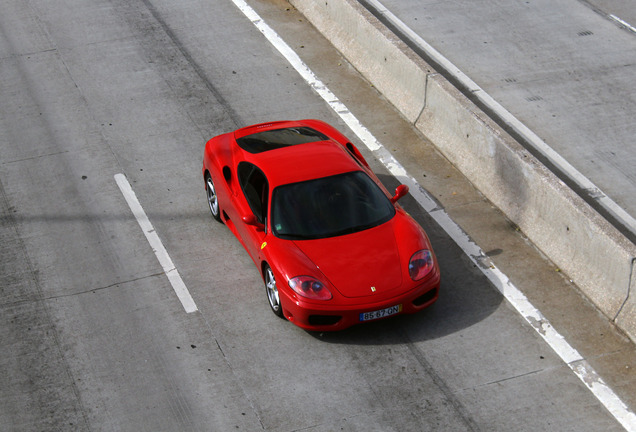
[
  {"x1": 408, "y1": 250, "x2": 434, "y2": 281},
  {"x1": 289, "y1": 276, "x2": 332, "y2": 300}
]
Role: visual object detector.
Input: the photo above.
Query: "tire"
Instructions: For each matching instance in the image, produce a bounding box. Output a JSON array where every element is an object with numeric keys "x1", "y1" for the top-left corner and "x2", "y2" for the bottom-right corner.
[
  {"x1": 205, "y1": 174, "x2": 222, "y2": 222},
  {"x1": 264, "y1": 264, "x2": 283, "y2": 318}
]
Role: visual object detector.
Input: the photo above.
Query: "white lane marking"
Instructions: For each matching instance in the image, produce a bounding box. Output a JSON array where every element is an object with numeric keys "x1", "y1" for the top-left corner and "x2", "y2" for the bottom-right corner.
[
  {"x1": 365, "y1": 0, "x2": 636, "y2": 238},
  {"x1": 115, "y1": 173, "x2": 198, "y2": 313},
  {"x1": 230, "y1": 1, "x2": 636, "y2": 430},
  {"x1": 610, "y1": 14, "x2": 636, "y2": 34}
]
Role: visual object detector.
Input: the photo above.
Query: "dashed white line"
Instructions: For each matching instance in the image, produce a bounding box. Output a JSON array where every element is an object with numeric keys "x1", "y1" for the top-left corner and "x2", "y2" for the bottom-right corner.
[
  {"x1": 230, "y1": 0, "x2": 636, "y2": 430},
  {"x1": 115, "y1": 173, "x2": 198, "y2": 313}
]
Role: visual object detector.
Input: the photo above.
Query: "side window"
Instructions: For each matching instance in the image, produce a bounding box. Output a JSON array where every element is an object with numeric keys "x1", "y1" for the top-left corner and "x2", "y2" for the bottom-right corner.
[
  {"x1": 344, "y1": 143, "x2": 368, "y2": 168},
  {"x1": 237, "y1": 162, "x2": 269, "y2": 224}
]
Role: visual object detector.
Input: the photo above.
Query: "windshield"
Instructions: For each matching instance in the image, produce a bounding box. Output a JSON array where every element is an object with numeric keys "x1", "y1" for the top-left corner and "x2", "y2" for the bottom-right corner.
[{"x1": 271, "y1": 171, "x2": 395, "y2": 240}]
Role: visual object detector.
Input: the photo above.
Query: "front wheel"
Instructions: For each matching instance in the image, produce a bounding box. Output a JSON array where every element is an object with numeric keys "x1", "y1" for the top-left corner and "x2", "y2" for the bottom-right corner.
[
  {"x1": 264, "y1": 265, "x2": 283, "y2": 318},
  {"x1": 205, "y1": 174, "x2": 222, "y2": 222}
]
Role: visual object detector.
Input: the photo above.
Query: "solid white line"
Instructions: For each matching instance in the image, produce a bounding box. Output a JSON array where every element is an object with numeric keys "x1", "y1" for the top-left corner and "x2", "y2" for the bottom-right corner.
[
  {"x1": 230, "y1": 1, "x2": 636, "y2": 430},
  {"x1": 115, "y1": 173, "x2": 198, "y2": 313},
  {"x1": 610, "y1": 14, "x2": 636, "y2": 34}
]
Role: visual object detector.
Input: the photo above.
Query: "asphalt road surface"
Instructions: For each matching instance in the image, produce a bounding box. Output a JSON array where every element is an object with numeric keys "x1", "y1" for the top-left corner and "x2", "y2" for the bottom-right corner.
[{"x1": 1, "y1": 0, "x2": 634, "y2": 431}]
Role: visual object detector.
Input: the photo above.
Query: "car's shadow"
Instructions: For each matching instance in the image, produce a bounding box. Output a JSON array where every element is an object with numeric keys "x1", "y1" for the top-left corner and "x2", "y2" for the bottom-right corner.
[{"x1": 308, "y1": 174, "x2": 504, "y2": 345}]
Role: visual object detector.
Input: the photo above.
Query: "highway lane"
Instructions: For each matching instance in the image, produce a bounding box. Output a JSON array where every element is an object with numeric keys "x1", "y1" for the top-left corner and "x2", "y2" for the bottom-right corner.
[{"x1": 0, "y1": 0, "x2": 633, "y2": 430}]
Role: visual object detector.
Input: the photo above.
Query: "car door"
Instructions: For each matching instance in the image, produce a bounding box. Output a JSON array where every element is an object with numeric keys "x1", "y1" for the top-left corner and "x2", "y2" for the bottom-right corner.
[{"x1": 236, "y1": 161, "x2": 269, "y2": 263}]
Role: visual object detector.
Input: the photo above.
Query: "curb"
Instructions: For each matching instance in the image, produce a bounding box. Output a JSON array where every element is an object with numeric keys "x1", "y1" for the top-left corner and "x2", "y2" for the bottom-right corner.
[{"x1": 289, "y1": 0, "x2": 636, "y2": 342}]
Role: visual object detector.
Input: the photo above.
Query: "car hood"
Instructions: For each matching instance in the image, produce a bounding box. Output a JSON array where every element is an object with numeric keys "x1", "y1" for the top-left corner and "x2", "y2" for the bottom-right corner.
[{"x1": 292, "y1": 221, "x2": 403, "y2": 298}]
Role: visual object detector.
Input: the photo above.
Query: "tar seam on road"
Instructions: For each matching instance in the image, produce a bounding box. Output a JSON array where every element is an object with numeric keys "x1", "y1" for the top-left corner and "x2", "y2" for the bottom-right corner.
[
  {"x1": 0, "y1": 176, "x2": 92, "y2": 429},
  {"x1": 138, "y1": 0, "x2": 244, "y2": 129},
  {"x1": 230, "y1": 0, "x2": 636, "y2": 430},
  {"x1": 114, "y1": 173, "x2": 198, "y2": 313}
]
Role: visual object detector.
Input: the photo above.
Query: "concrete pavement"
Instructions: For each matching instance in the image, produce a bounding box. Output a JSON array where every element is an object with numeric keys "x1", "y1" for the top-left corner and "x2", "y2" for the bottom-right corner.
[{"x1": 2, "y1": 0, "x2": 636, "y2": 429}]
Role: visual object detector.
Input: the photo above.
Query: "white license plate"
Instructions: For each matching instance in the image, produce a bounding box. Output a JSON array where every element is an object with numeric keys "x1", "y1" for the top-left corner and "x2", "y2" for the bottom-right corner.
[{"x1": 359, "y1": 304, "x2": 402, "y2": 322}]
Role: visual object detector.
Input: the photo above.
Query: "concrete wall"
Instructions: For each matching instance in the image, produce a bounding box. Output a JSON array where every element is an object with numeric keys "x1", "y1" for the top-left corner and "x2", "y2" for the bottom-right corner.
[{"x1": 289, "y1": 0, "x2": 636, "y2": 342}]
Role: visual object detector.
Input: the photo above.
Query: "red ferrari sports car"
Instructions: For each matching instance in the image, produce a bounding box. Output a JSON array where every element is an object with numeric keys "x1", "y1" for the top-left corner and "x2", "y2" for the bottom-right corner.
[{"x1": 202, "y1": 119, "x2": 440, "y2": 331}]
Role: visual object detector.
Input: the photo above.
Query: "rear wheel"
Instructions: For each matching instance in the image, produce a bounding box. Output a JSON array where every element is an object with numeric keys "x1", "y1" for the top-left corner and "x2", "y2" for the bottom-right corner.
[
  {"x1": 264, "y1": 265, "x2": 283, "y2": 318},
  {"x1": 205, "y1": 174, "x2": 222, "y2": 222}
]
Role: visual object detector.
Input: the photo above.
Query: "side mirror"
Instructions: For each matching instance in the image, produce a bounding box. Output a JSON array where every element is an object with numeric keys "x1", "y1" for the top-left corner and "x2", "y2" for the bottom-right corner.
[
  {"x1": 390, "y1": 184, "x2": 409, "y2": 204},
  {"x1": 242, "y1": 214, "x2": 265, "y2": 231}
]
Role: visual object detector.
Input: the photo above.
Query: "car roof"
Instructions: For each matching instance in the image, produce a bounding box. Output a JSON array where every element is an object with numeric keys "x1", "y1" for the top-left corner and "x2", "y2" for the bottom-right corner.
[
  {"x1": 238, "y1": 137, "x2": 363, "y2": 188},
  {"x1": 231, "y1": 120, "x2": 365, "y2": 187}
]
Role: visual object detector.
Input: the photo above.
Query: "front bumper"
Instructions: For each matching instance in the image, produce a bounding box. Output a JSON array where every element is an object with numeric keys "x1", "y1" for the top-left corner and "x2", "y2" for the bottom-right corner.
[{"x1": 278, "y1": 271, "x2": 441, "y2": 331}]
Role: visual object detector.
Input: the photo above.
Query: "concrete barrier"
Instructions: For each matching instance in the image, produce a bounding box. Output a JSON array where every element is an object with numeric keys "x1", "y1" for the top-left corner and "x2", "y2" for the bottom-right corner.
[{"x1": 289, "y1": 0, "x2": 636, "y2": 341}]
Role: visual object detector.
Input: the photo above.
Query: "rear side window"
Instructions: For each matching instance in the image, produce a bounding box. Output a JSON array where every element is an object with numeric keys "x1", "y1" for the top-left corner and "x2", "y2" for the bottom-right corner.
[
  {"x1": 236, "y1": 127, "x2": 328, "y2": 154},
  {"x1": 237, "y1": 162, "x2": 269, "y2": 224}
]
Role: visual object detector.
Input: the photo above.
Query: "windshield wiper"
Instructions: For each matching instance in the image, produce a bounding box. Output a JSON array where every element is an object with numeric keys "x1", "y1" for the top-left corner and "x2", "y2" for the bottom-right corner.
[
  {"x1": 329, "y1": 222, "x2": 379, "y2": 237},
  {"x1": 280, "y1": 233, "x2": 318, "y2": 240}
]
